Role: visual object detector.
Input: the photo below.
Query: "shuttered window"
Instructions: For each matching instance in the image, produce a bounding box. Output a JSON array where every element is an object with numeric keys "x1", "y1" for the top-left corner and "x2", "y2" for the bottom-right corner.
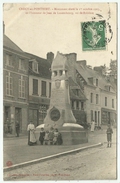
[
  {"x1": 33, "y1": 79, "x2": 38, "y2": 95},
  {"x1": 41, "y1": 81, "x2": 46, "y2": 96}
]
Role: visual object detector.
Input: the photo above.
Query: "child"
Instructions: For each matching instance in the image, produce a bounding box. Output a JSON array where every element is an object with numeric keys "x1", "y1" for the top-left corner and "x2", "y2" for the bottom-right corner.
[
  {"x1": 44, "y1": 131, "x2": 49, "y2": 145},
  {"x1": 57, "y1": 132, "x2": 63, "y2": 145},
  {"x1": 39, "y1": 128, "x2": 45, "y2": 145},
  {"x1": 53, "y1": 128, "x2": 59, "y2": 145},
  {"x1": 106, "y1": 124, "x2": 113, "y2": 148},
  {"x1": 48, "y1": 127, "x2": 54, "y2": 145}
]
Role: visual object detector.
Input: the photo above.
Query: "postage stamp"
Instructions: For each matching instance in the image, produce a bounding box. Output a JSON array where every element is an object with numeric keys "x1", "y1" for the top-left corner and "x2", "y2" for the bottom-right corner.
[{"x1": 81, "y1": 20, "x2": 106, "y2": 51}]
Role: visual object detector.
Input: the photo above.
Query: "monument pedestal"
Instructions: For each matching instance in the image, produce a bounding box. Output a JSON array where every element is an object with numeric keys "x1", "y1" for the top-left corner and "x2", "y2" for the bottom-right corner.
[
  {"x1": 43, "y1": 52, "x2": 88, "y2": 145},
  {"x1": 60, "y1": 123, "x2": 88, "y2": 145}
]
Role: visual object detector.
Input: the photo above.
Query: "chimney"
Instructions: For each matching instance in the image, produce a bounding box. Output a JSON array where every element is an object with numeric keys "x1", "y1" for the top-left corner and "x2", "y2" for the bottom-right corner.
[
  {"x1": 94, "y1": 66, "x2": 105, "y2": 75},
  {"x1": 3, "y1": 21, "x2": 5, "y2": 34},
  {"x1": 47, "y1": 52, "x2": 54, "y2": 65},
  {"x1": 77, "y1": 60, "x2": 86, "y2": 67}
]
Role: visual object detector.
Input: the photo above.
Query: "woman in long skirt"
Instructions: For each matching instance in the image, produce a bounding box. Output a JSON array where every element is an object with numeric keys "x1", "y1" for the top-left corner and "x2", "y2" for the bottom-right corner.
[
  {"x1": 27, "y1": 121, "x2": 37, "y2": 146},
  {"x1": 91, "y1": 120, "x2": 95, "y2": 132}
]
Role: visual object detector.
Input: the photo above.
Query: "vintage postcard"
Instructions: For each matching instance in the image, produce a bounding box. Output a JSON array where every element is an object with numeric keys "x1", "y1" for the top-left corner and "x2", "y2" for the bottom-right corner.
[{"x1": 2, "y1": 2, "x2": 118, "y2": 181}]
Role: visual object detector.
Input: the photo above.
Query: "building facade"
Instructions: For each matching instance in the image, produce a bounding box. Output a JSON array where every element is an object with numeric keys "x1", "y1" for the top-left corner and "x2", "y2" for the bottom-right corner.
[
  {"x1": 26, "y1": 52, "x2": 53, "y2": 127},
  {"x1": 3, "y1": 34, "x2": 29, "y2": 134},
  {"x1": 75, "y1": 61, "x2": 117, "y2": 126}
]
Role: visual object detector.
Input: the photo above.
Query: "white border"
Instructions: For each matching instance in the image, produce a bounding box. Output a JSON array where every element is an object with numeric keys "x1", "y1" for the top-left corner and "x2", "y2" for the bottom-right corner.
[{"x1": 0, "y1": 1, "x2": 119, "y2": 183}]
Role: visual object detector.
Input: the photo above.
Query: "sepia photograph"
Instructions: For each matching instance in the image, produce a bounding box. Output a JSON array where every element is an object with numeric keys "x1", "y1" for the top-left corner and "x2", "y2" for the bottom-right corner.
[{"x1": 2, "y1": 2, "x2": 118, "y2": 181}]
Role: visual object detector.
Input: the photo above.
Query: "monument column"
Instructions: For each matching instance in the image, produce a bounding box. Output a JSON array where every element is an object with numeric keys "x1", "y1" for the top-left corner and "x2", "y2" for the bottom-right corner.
[{"x1": 43, "y1": 52, "x2": 88, "y2": 145}]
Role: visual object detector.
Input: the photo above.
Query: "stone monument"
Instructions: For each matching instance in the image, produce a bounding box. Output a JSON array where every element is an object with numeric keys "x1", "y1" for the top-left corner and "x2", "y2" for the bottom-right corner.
[{"x1": 44, "y1": 52, "x2": 88, "y2": 145}]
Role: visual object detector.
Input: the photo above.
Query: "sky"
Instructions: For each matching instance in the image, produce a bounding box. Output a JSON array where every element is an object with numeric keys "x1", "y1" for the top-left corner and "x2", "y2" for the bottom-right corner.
[{"x1": 3, "y1": 3, "x2": 117, "y2": 67}]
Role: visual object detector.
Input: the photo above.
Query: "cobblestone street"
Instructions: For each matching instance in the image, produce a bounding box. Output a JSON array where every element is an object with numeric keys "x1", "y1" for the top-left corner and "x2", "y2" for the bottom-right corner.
[{"x1": 4, "y1": 129, "x2": 117, "y2": 181}]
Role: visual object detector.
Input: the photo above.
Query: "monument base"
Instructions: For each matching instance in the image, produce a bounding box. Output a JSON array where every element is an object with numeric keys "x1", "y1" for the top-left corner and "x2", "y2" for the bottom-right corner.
[
  {"x1": 60, "y1": 123, "x2": 88, "y2": 145},
  {"x1": 60, "y1": 131, "x2": 88, "y2": 145},
  {"x1": 36, "y1": 123, "x2": 88, "y2": 145}
]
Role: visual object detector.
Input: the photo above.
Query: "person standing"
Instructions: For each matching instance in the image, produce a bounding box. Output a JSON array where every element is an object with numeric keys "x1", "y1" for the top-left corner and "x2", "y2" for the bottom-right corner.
[
  {"x1": 53, "y1": 128, "x2": 59, "y2": 145},
  {"x1": 48, "y1": 127, "x2": 54, "y2": 145},
  {"x1": 44, "y1": 131, "x2": 49, "y2": 145},
  {"x1": 39, "y1": 128, "x2": 45, "y2": 145},
  {"x1": 15, "y1": 121, "x2": 20, "y2": 137},
  {"x1": 6, "y1": 118, "x2": 11, "y2": 134},
  {"x1": 57, "y1": 131, "x2": 63, "y2": 145},
  {"x1": 91, "y1": 120, "x2": 95, "y2": 132},
  {"x1": 106, "y1": 124, "x2": 113, "y2": 148},
  {"x1": 27, "y1": 121, "x2": 37, "y2": 146}
]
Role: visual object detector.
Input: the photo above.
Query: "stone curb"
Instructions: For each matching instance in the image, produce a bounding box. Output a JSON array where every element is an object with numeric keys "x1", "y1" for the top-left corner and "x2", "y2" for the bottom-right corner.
[{"x1": 3, "y1": 142, "x2": 103, "y2": 172}]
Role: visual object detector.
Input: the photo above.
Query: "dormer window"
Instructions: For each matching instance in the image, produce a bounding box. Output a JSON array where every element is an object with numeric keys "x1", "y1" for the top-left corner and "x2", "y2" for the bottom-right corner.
[
  {"x1": 29, "y1": 59, "x2": 38, "y2": 73},
  {"x1": 88, "y1": 77, "x2": 93, "y2": 85},
  {"x1": 6, "y1": 54, "x2": 13, "y2": 67},
  {"x1": 33, "y1": 61, "x2": 38, "y2": 73},
  {"x1": 19, "y1": 58, "x2": 25, "y2": 70}
]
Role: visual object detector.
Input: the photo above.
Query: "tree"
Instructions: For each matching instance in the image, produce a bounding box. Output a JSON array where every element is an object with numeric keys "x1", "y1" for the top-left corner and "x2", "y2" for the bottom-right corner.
[{"x1": 109, "y1": 60, "x2": 117, "y2": 79}]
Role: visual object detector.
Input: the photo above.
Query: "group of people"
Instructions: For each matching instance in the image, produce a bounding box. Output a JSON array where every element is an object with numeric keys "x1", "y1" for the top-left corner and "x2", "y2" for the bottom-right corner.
[
  {"x1": 39, "y1": 127, "x2": 63, "y2": 145},
  {"x1": 4, "y1": 118, "x2": 20, "y2": 137},
  {"x1": 27, "y1": 121, "x2": 63, "y2": 146}
]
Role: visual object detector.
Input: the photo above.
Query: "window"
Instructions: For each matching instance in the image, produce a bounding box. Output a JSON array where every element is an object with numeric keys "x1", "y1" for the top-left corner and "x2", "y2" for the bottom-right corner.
[
  {"x1": 33, "y1": 79, "x2": 38, "y2": 95},
  {"x1": 112, "y1": 99, "x2": 114, "y2": 108},
  {"x1": 6, "y1": 72, "x2": 13, "y2": 96},
  {"x1": 76, "y1": 101, "x2": 79, "y2": 109},
  {"x1": 96, "y1": 94, "x2": 99, "y2": 104},
  {"x1": 49, "y1": 82, "x2": 51, "y2": 98},
  {"x1": 81, "y1": 102, "x2": 84, "y2": 110},
  {"x1": 91, "y1": 110, "x2": 93, "y2": 121},
  {"x1": 41, "y1": 81, "x2": 46, "y2": 96},
  {"x1": 33, "y1": 62, "x2": 38, "y2": 73},
  {"x1": 96, "y1": 79, "x2": 98, "y2": 86},
  {"x1": 90, "y1": 93, "x2": 93, "y2": 103},
  {"x1": 19, "y1": 76, "x2": 25, "y2": 98},
  {"x1": 19, "y1": 59, "x2": 25, "y2": 70},
  {"x1": 6, "y1": 54, "x2": 13, "y2": 66},
  {"x1": 105, "y1": 97, "x2": 107, "y2": 106}
]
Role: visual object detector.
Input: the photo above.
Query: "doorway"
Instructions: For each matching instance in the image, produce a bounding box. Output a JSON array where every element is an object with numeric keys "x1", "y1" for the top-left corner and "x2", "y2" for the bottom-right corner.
[{"x1": 95, "y1": 111, "x2": 97, "y2": 124}]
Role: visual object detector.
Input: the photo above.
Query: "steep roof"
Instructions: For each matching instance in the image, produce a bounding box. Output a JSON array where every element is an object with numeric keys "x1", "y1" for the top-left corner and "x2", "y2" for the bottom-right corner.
[
  {"x1": 25, "y1": 52, "x2": 51, "y2": 79},
  {"x1": 3, "y1": 34, "x2": 23, "y2": 53},
  {"x1": 76, "y1": 62, "x2": 98, "y2": 85},
  {"x1": 76, "y1": 61, "x2": 115, "y2": 93},
  {"x1": 69, "y1": 77, "x2": 87, "y2": 100}
]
